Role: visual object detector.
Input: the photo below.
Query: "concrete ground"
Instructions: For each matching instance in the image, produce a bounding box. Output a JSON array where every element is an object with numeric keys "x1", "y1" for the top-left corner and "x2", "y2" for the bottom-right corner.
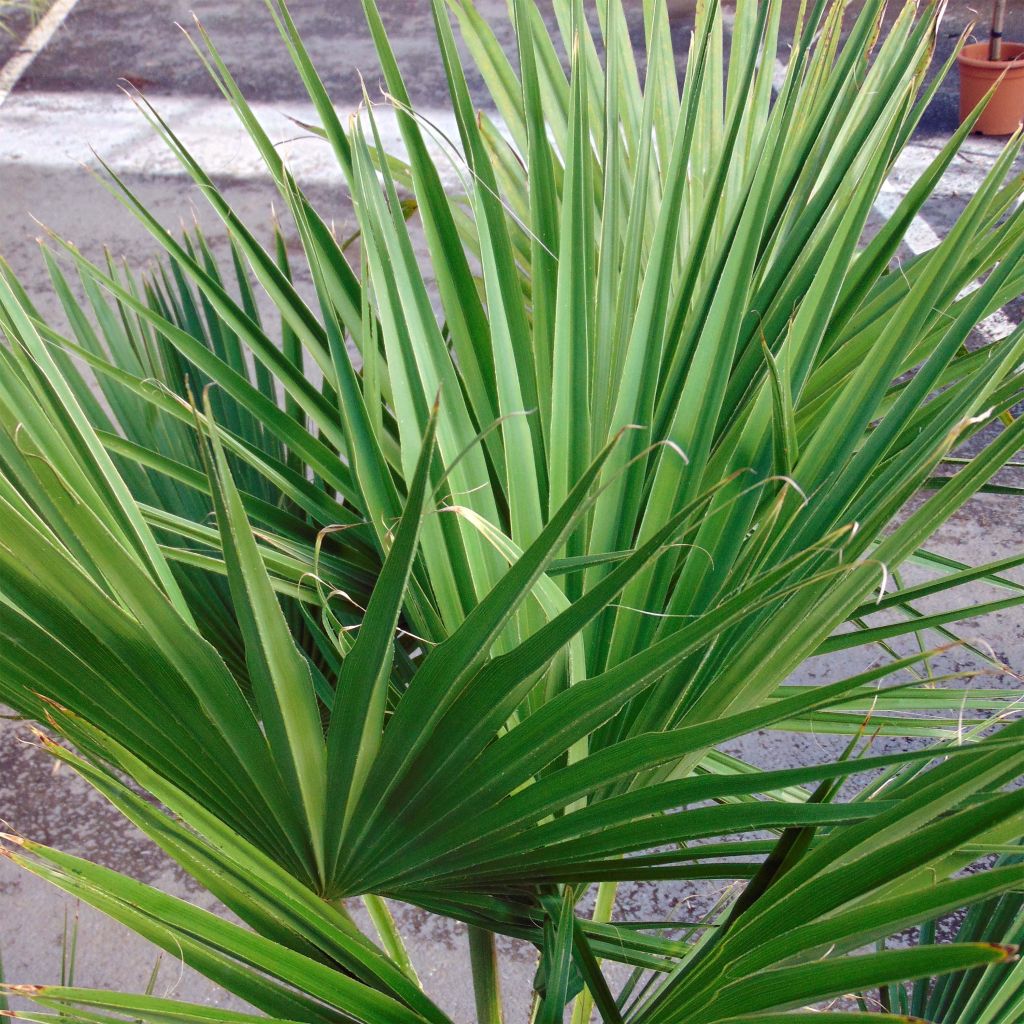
[{"x1": 0, "y1": 1, "x2": 1022, "y2": 1021}]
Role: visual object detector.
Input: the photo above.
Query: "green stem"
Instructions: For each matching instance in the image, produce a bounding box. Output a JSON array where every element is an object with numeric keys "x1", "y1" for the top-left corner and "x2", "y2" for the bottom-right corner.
[
  {"x1": 468, "y1": 924, "x2": 504, "y2": 1024},
  {"x1": 0, "y1": 945, "x2": 8, "y2": 1014},
  {"x1": 363, "y1": 894, "x2": 421, "y2": 986},
  {"x1": 570, "y1": 882, "x2": 618, "y2": 1024},
  {"x1": 527, "y1": 990, "x2": 540, "y2": 1024}
]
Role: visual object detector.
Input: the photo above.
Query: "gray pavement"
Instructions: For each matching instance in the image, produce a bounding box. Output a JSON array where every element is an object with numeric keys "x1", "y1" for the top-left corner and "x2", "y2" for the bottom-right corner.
[
  {"x1": 0, "y1": 6, "x2": 39, "y2": 67},
  {"x1": 14, "y1": 0, "x2": 520, "y2": 104},
  {"x1": 0, "y1": 1, "x2": 1022, "y2": 1020},
  {"x1": 8, "y1": 0, "x2": 1024, "y2": 123}
]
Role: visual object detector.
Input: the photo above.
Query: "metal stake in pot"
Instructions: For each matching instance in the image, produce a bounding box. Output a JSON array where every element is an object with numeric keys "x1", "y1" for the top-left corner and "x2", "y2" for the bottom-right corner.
[{"x1": 990, "y1": 0, "x2": 1007, "y2": 61}]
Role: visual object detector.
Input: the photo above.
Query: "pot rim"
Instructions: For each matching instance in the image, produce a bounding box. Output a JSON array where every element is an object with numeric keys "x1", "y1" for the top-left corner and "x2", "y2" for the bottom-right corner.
[{"x1": 958, "y1": 40, "x2": 1024, "y2": 70}]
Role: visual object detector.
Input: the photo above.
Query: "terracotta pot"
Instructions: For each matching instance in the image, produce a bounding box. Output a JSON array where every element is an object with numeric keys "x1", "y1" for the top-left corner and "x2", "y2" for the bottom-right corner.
[{"x1": 958, "y1": 41, "x2": 1024, "y2": 136}]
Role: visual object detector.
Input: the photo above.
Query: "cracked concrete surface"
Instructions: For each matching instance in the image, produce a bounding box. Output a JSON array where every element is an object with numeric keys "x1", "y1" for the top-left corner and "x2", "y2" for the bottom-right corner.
[{"x1": 0, "y1": 1, "x2": 1022, "y2": 1020}]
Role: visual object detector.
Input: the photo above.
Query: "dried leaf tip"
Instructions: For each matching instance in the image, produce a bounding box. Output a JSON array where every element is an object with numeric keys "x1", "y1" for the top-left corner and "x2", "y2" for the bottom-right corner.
[{"x1": 26, "y1": 725, "x2": 56, "y2": 746}]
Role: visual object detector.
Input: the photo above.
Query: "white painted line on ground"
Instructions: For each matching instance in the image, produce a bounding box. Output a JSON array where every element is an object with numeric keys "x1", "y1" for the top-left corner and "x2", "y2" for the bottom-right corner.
[
  {"x1": 2, "y1": 91, "x2": 1004, "y2": 196},
  {"x1": 872, "y1": 189, "x2": 944, "y2": 253},
  {"x1": 873, "y1": 188, "x2": 1017, "y2": 342},
  {"x1": 0, "y1": 90, "x2": 467, "y2": 188},
  {"x1": 0, "y1": 0, "x2": 83, "y2": 108}
]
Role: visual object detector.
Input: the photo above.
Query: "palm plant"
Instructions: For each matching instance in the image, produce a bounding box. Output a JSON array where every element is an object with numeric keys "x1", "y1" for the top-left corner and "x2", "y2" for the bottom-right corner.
[{"x1": 2, "y1": 0, "x2": 1024, "y2": 1020}]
